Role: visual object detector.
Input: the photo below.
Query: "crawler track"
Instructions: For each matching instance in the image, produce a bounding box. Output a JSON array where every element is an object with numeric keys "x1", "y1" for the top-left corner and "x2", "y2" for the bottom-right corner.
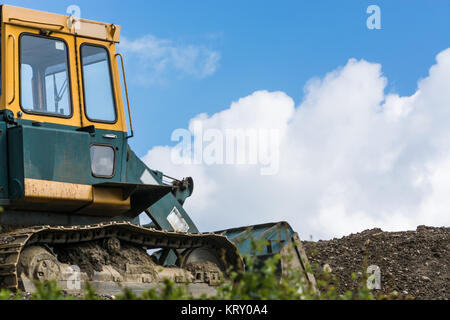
[{"x1": 0, "y1": 222, "x2": 243, "y2": 292}]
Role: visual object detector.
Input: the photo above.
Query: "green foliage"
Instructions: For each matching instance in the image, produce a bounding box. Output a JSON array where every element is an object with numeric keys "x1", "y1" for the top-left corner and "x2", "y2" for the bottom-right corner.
[
  {"x1": 0, "y1": 288, "x2": 28, "y2": 300},
  {"x1": 83, "y1": 282, "x2": 100, "y2": 300},
  {"x1": 32, "y1": 280, "x2": 71, "y2": 300},
  {"x1": 215, "y1": 237, "x2": 314, "y2": 300},
  {"x1": 0, "y1": 289, "x2": 12, "y2": 300},
  {"x1": 116, "y1": 279, "x2": 193, "y2": 300}
]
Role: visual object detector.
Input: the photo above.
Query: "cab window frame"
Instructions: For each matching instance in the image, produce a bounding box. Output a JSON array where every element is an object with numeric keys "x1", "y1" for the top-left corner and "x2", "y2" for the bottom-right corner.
[
  {"x1": 18, "y1": 32, "x2": 74, "y2": 119},
  {"x1": 80, "y1": 42, "x2": 118, "y2": 125}
]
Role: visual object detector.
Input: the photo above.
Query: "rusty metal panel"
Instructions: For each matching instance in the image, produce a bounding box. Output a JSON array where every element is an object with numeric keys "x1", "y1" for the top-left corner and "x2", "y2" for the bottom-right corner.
[
  {"x1": 24, "y1": 178, "x2": 92, "y2": 202},
  {"x1": 9, "y1": 178, "x2": 92, "y2": 213}
]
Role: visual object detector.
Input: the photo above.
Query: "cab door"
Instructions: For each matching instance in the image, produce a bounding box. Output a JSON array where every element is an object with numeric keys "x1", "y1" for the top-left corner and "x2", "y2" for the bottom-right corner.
[{"x1": 75, "y1": 37, "x2": 128, "y2": 184}]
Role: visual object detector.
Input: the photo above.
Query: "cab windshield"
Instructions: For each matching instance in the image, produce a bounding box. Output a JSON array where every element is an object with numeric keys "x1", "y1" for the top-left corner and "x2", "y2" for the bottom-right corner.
[{"x1": 20, "y1": 34, "x2": 72, "y2": 117}]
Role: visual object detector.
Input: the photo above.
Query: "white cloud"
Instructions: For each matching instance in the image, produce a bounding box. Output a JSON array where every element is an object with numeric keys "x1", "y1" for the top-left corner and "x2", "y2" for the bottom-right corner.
[
  {"x1": 119, "y1": 34, "x2": 220, "y2": 86},
  {"x1": 142, "y1": 48, "x2": 450, "y2": 240}
]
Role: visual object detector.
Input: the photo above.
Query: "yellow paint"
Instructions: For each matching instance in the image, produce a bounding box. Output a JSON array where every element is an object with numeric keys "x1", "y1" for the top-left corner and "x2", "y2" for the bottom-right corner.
[
  {"x1": 24, "y1": 178, "x2": 92, "y2": 202},
  {"x1": 1, "y1": 5, "x2": 120, "y2": 42},
  {"x1": 10, "y1": 179, "x2": 131, "y2": 216},
  {"x1": 0, "y1": 5, "x2": 128, "y2": 133},
  {"x1": 78, "y1": 187, "x2": 131, "y2": 216}
]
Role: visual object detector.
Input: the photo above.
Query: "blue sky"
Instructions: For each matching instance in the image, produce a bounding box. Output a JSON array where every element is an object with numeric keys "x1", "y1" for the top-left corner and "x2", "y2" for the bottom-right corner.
[
  {"x1": 4, "y1": 1, "x2": 450, "y2": 236},
  {"x1": 4, "y1": 0, "x2": 450, "y2": 157}
]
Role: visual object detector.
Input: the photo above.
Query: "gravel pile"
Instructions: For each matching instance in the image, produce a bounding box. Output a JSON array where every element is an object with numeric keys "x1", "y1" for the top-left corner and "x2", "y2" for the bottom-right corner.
[{"x1": 303, "y1": 226, "x2": 449, "y2": 300}]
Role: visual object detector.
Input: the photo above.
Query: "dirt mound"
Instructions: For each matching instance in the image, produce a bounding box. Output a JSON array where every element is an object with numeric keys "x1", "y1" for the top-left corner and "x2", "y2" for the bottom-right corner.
[{"x1": 302, "y1": 226, "x2": 449, "y2": 300}]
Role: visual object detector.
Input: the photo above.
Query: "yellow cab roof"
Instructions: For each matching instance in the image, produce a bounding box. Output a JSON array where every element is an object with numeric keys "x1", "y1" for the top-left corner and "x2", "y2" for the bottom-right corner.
[{"x1": 1, "y1": 4, "x2": 121, "y2": 42}]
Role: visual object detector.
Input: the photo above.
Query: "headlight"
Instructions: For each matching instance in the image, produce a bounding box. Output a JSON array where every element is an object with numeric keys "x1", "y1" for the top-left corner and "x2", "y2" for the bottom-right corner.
[{"x1": 90, "y1": 145, "x2": 115, "y2": 177}]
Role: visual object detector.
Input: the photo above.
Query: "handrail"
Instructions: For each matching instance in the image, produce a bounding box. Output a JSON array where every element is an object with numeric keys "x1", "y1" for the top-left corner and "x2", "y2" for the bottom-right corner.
[
  {"x1": 8, "y1": 34, "x2": 16, "y2": 105},
  {"x1": 115, "y1": 53, "x2": 134, "y2": 139},
  {"x1": 8, "y1": 17, "x2": 65, "y2": 30}
]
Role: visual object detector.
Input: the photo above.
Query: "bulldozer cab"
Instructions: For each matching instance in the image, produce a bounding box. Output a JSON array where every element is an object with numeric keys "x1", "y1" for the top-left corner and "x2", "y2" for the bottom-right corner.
[
  {"x1": 0, "y1": 5, "x2": 139, "y2": 218},
  {"x1": 0, "y1": 5, "x2": 127, "y2": 131}
]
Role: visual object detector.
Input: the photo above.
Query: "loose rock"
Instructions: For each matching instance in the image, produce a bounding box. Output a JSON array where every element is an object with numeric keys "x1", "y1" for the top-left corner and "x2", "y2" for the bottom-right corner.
[{"x1": 303, "y1": 226, "x2": 449, "y2": 300}]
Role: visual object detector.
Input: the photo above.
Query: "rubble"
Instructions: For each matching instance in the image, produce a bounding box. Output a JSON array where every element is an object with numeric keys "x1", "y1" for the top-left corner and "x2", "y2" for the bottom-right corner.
[{"x1": 303, "y1": 226, "x2": 449, "y2": 300}]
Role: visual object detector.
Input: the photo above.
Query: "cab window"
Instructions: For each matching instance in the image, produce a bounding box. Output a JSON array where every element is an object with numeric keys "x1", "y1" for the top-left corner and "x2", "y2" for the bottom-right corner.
[
  {"x1": 20, "y1": 34, "x2": 72, "y2": 117},
  {"x1": 81, "y1": 44, "x2": 116, "y2": 123}
]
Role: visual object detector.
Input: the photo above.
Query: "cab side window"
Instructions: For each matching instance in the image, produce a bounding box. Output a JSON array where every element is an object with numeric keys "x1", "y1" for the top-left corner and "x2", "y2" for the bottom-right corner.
[
  {"x1": 20, "y1": 34, "x2": 72, "y2": 117},
  {"x1": 81, "y1": 44, "x2": 116, "y2": 123}
]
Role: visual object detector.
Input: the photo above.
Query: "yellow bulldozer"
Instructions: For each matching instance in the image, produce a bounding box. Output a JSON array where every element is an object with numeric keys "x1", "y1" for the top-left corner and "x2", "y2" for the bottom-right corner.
[{"x1": 0, "y1": 5, "x2": 315, "y2": 296}]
